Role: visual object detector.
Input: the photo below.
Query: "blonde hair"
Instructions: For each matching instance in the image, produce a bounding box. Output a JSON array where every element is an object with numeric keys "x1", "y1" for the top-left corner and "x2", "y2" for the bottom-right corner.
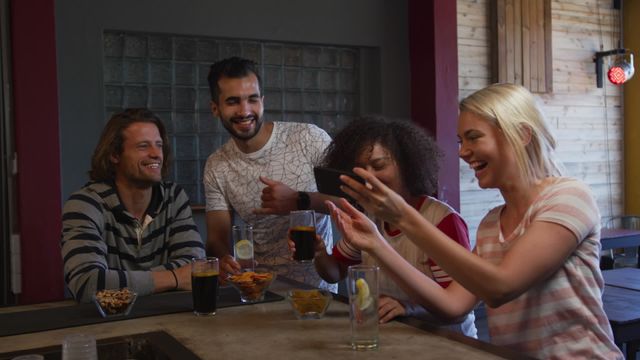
[{"x1": 459, "y1": 83, "x2": 563, "y2": 185}]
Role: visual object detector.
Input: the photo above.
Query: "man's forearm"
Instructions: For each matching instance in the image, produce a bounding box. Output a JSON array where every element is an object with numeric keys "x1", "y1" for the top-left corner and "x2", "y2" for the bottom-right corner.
[
  {"x1": 152, "y1": 270, "x2": 178, "y2": 293},
  {"x1": 307, "y1": 192, "x2": 339, "y2": 214},
  {"x1": 207, "y1": 238, "x2": 231, "y2": 257}
]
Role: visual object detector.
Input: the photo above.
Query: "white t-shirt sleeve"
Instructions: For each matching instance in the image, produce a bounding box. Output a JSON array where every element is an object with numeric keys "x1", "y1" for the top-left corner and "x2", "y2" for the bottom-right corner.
[
  {"x1": 203, "y1": 156, "x2": 230, "y2": 212},
  {"x1": 300, "y1": 124, "x2": 332, "y2": 165}
]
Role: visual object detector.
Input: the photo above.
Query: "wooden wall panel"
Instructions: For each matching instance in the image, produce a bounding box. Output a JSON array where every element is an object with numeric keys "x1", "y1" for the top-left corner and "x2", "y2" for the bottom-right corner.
[
  {"x1": 457, "y1": 0, "x2": 623, "y2": 245},
  {"x1": 494, "y1": 0, "x2": 552, "y2": 92}
]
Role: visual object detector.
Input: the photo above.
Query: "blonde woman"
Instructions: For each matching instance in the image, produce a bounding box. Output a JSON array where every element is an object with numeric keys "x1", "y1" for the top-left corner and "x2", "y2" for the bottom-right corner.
[{"x1": 328, "y1": 84, "x2": 622, "y2": 359}]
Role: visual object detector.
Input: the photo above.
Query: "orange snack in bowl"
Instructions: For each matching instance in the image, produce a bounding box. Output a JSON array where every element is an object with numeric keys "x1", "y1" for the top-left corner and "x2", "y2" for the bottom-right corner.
[
  {"x1": 287, "y1": 289, "x2": 332, "y2": 319},
  {"x1": 228, "y1": 271, "x2": 274, "y2": 301}
]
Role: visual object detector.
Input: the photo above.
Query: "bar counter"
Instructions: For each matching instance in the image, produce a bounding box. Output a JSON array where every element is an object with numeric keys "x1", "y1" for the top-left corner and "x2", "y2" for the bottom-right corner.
[{"x1": 0, "y1": 279, "x2": 528, "y2": 359}]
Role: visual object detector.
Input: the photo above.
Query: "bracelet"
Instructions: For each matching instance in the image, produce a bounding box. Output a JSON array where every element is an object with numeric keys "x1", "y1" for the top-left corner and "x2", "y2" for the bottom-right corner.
[{"x1": 169, "y1": 269, "x2": 179, "y2": 290}]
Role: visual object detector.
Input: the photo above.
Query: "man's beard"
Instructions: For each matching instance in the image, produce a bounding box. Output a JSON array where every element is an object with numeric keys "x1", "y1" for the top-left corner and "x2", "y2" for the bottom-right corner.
[{"x1": 222, "y1": 114, "x2": 263, "y2": 141}]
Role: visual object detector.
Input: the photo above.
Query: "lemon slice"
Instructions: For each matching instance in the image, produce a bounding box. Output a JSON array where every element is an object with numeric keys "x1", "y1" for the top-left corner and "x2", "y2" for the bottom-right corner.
[
  {"x1": 234, "y1": 239, "x2": 253, "y2": 260},
  {"x1": 355, "y1": 278, "x2": 373, "y2": 310}
]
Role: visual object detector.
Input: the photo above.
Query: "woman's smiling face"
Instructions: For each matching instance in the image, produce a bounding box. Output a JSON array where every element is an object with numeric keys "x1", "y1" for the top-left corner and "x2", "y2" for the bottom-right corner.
[
  {"x1": 457, "y1": 111, "x2": 518, "y2": 190},
  {"x1": 354, "y1": 143, "x2": 407, "y2": 198}
]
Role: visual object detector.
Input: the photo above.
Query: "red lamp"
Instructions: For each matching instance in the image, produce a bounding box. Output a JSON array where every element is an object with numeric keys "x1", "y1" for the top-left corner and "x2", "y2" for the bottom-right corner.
[
  {"x1": 607, "y1": 54, "x2": 635, "y2": 85},
  {"x1": 594, "y1": 49, "x2": 635, "y2": 88}
]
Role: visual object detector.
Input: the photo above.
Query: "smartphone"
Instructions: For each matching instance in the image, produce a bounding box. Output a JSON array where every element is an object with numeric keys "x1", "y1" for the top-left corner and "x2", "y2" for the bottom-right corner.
[{"x1": 313, "y1": 166, "x2": 366, "y2": 198}]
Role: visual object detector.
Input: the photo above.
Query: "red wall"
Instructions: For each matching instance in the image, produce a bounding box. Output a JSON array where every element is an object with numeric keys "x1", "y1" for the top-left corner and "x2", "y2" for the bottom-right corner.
[
  {"x1": 11, "y1": 0, "x2": 64, "y2": 303},
  {"x1": 408, "y1": 0, "x2": 460, "y2": 210}
]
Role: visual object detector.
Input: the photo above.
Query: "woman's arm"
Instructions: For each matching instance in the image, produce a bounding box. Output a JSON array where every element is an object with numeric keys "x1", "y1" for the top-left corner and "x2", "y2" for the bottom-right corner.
[
  {"x1": 393, "y1": 205, "x2": 577, "y2": 307},
  {"x1": 327, "y1": 200, "x2": 478, "y2": 319},
  {"x1": 340, "y1": 169, "x2": 579, "y2": 308},
  {"x1": 313, "y1": 248, "x2": 349, "y2": 283}
]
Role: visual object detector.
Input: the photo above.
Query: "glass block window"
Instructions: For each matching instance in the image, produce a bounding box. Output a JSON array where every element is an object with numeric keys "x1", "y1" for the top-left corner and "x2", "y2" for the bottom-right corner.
[{"x1": 103, "y1": 31, "x2": 360, "y2": 205}]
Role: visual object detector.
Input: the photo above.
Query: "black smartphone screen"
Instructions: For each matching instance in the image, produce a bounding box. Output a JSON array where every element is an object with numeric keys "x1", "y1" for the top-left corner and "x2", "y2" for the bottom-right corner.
[{"x1": 313, "y1": 166, "x2": 365, "y2": 198}]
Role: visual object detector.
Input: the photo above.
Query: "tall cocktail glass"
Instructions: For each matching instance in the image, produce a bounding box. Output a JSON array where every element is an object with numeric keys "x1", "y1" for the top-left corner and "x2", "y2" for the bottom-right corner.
[
  {"x1": 347, "y1": 265, "x2": 379, "y2": 350},
  {"x1": 232, "y1": 225, "x2": 254, "y2": 271}
]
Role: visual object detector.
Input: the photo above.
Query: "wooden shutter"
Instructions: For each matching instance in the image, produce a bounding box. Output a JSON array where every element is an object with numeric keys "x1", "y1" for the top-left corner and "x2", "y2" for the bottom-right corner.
[{"x1": 492, "y1": 0, "x2": 552, "y2": 93}]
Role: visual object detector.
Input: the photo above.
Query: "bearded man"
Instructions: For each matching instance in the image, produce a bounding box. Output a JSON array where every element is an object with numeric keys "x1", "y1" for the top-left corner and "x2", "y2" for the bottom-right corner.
[{"x1": 203, "y1": 57, "x2": 335, "y2": 292}]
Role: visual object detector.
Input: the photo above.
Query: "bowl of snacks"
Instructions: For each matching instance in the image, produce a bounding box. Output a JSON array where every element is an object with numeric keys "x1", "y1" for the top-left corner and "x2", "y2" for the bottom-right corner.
[
  {"x1": 93, "y1": 288, "x2": 137, "y2": 317},
  {"x1": 287, "y1": 289, "x2": 332, "y2": 320},
  {"x1": 226, "y1": 269, "x2": 276, "y2": 303}
]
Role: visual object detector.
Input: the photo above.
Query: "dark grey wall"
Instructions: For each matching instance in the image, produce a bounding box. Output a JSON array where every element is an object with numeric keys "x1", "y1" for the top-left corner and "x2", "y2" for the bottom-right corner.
[{"x1": 56, "y1": 0, "x2": 410, "y2": 231}]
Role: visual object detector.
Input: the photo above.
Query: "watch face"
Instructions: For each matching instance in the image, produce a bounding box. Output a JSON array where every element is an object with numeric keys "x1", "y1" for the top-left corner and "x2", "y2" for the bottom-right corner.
[{"x1": 297, "y1": 192, "x2": 310, "y2": 210}]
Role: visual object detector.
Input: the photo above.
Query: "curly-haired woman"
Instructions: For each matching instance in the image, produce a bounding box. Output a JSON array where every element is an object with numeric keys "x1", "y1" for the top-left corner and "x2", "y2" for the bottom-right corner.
[{"x1": 290, "y1": 116, "x2": 477, "y2": 337}]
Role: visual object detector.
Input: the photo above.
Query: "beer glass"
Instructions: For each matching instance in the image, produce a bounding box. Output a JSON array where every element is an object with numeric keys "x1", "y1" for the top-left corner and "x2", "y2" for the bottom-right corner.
[
  {"x1": 191, "y1": 257, "x2": 219, "y2": 316},
  {"x1": 347, "y1": 265, "x2": 379, "y2": 350},
  {"x1": 289, "y1": 210, "x2": 316, "y2": 262}
]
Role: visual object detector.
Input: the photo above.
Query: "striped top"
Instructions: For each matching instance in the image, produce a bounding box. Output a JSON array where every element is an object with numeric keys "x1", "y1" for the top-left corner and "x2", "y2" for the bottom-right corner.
[
  {"x1": 335, "y1": 196, "x2": 477, "y2": 337},
  {"x1": 61, "y1": 181, "x2": 205, "y2": 302},
  {"x1": 476, "y1": 177, "x2": 622, "y2": 359}
]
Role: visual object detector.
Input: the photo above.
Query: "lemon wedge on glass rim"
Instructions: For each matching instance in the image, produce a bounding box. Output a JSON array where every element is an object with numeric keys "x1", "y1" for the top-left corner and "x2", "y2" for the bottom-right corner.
[
  {"x1": 234, "y1": 239, "x2": 253, "y2": 260},
  {"x1": 355, "y1": 278, "x2": 373, "y2": 310}
]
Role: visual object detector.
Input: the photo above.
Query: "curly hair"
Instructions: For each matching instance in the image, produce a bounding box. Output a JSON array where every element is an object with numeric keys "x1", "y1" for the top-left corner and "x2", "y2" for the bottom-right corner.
[
  {"x1": 89, "y1": 108, "x2": 171, "y2": 182},
  {"x1": 321, "y1": 116, "x2": 441, "y2": 197}
]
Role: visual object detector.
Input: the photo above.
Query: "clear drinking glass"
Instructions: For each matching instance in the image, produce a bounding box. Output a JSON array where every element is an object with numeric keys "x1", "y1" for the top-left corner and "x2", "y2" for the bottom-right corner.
[
  {"x1": 232, "y1": 225, "x2": 254, "y2": 271},
  {"x1": 289, "y1": 210, "x2": 317, "y2": 262},
  {"x1": 62, "y1": 333, "x2": 98, "y2": 360},
  {"x1": 347, "y1": 265, "x2": 379, "y2": 350},
  {"x1": 191, "y1": 257, "x2": 219, "y2": 316}
]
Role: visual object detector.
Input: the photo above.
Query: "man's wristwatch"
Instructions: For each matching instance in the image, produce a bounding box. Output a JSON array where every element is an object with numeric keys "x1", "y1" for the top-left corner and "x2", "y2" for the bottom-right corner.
[{"x1": 297, "y1": 191, "x2": 310, "y2": 210}]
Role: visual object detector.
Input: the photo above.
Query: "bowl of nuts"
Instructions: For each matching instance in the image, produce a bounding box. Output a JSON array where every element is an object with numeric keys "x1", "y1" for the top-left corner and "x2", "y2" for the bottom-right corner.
[{"x1": 93, "y1": 288, "x2": 137, "y2": 317}]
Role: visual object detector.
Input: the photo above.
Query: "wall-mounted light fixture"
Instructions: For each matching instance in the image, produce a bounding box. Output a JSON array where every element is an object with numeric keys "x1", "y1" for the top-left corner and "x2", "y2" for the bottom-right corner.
[
  {"x1": 594, "y1": 48, "x2": 635, "y2": 88},
  {"x1": 608, "y1": 53, "x2": 634, "y2": 85}
]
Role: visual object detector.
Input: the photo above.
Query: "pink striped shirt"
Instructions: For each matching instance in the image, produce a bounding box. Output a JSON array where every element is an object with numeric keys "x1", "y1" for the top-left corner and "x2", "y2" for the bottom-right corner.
[{"x1": 476, "y1": 177, "x2": 622, "y2": 359}]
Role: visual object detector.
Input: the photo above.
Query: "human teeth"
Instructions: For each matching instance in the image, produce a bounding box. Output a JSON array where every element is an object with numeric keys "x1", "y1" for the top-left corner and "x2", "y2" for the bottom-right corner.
[
  {"x1": 146, "y1": 164, "x2": 160, "y2": 168},
  {"x1": 234, "y1": 117, "x2": 254, "y2": 124}
]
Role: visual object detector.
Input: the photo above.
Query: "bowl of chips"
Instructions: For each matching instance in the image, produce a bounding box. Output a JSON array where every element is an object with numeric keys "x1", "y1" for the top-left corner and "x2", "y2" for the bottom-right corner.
[
  {"x1": 93, "y1": 288, "x2": 137, "y2": 317},
  {"x1": 287, "y1": 289, "x2": 332, "y2": 320},
  {"x1": 226, "y1": 269, "x2": 276, "y2": 303}
]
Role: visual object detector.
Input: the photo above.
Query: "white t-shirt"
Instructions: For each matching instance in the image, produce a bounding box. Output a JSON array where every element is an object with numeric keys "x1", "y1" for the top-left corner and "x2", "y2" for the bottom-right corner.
[{"x1": 203, "y1": 122, "x2": 336, "y2": 291}]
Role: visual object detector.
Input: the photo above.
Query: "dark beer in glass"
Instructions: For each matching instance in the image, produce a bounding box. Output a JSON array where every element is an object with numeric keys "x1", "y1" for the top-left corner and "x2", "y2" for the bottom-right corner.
[
  {"x1": 191, "y1": 257, "x2": 219, "y2": 316},
  {"x1": 291, "y1": 226, "x2": 316, "y2": 261},
  {"x1": 290, "y1": 210, "x2": 317, "y2": 262}
]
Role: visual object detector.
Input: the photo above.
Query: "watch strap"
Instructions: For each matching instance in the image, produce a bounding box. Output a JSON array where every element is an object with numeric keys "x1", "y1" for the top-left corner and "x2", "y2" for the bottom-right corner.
[{"x1": 297, "y1": 191, "x2": 310, "y2": 210}]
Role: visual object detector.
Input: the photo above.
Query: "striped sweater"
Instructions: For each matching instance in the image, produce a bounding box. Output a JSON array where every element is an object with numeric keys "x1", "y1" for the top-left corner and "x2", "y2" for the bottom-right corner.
[
  {"x1": 476, "y1": 177, "x2": 622, "y2": 359},
  {"x1": 61, "y1": 181, "x2": 205, "y2": 302}
]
